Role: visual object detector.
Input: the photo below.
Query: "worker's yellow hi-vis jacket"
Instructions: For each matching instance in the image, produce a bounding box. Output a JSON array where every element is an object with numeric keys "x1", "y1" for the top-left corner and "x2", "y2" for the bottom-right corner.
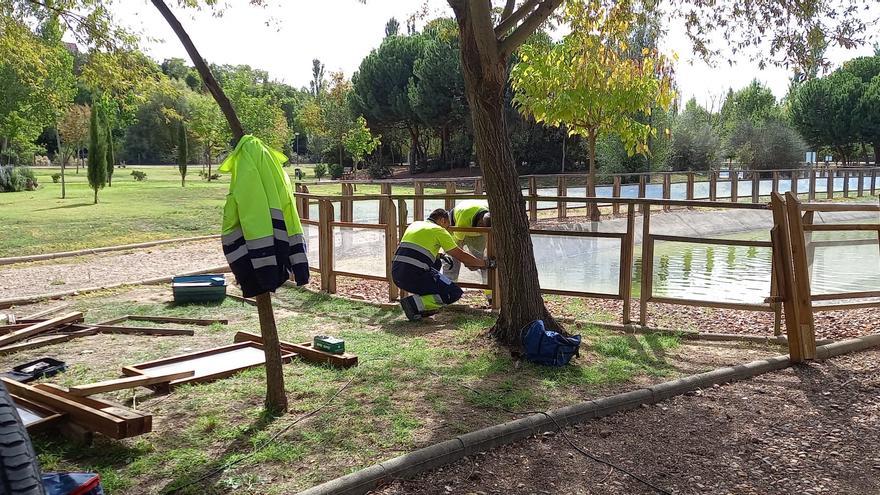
[
  {"x1": 449, "y1": 200, "x2": 489, "y2": 242},
  {"x1": 219, "y1": 135, "x2": 308, "y2": 297}
]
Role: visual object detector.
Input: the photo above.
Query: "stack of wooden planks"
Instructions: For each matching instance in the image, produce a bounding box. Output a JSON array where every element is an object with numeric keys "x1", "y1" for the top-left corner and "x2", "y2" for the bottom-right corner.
[
  {"x1": 3, "y1": 377, "x2": 152, "y2": 439},
  {"x1": 0, "y1": 307, "x2": 218, "y2": 356}
]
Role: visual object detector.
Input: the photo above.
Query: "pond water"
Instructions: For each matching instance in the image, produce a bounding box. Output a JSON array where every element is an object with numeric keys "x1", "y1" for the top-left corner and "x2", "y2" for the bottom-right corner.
[{"x1": 313, "y1": 222, "x2": 879, "y2": 306}]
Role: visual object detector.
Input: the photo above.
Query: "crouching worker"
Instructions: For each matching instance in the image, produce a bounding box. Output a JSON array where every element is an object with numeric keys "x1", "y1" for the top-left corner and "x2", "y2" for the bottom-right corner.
[
  {"x1": 393, "y1": 208, "x2": 492, "y2": 321},
  {"x1": 443, "y1": 199, "x2": 491, "y2": 301}
]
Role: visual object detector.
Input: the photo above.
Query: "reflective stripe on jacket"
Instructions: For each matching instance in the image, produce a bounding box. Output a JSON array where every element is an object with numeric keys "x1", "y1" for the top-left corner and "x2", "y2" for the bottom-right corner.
[
  {"x1": 219, "y1": 135, "x2": 309, "y2": 297},
  {"x1": 393, "y1": 221, "x2": 457, "y2": 271}
]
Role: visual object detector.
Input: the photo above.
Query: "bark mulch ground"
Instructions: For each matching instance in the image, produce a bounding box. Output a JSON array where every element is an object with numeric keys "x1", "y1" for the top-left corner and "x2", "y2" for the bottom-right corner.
[{"x1": 375, "y1": 348, "x2": 880, "y2": 495}]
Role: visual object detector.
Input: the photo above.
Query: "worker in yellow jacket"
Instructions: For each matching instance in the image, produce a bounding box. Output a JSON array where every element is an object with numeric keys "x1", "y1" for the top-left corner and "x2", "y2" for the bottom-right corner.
[
  {"x1": 443, "y1": 199, "x2": 491, "y2": 288},
  {"x1": 393, "y1": 208, "x2": 493, "y2": 321},
  {"x1": 219, "y1": 135, "x2": 309, "y2": 297}
]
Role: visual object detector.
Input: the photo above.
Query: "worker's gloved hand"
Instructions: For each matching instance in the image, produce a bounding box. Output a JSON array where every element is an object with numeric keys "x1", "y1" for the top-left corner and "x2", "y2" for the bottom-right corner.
[
  {"x1": 441, "y1": 254, "x2": 454, "y2": 270},
  {"x1": 485, "y1": 257, "x2": 497, "y2": 269}
]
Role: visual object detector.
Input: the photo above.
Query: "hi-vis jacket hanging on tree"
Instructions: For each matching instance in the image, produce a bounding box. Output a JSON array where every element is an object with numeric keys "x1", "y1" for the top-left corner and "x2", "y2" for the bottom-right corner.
[{"x1": 219, "y1": 135, "x2": 309, "y2": 297}]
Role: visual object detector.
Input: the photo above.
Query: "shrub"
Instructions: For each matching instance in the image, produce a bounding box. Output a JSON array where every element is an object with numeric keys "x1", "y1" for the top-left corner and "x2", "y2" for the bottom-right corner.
[
  {"x1": 130, "y1": 170, "x2": 147, "y2": 181},
  {"x1": 727, "y1": 120, "x2": 806, "y2": 171},
  {"x1": 366, "y1": 158, "x2": 391, "y2": 179},
  {"x1": 328, "y1": 162, "x2": 344, "y2": 180},
  {"x1": 0, "y1": 166, "x2": 38, "y2": 192},
  {"x1": 667, "y1": 121, "x2": 721, "y2": 171},
  {"x1": 313, "y1": 163, "x2": 327, "y2": 180},
  {"x1": 51, "y1": 173, "x2": 61, "y2": 183}
]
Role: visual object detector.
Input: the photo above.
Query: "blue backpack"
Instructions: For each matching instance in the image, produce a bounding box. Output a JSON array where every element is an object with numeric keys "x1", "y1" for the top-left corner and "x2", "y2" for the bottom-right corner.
[{"x1": 521, "y1": 320, "x2": 581, "y2": 367}]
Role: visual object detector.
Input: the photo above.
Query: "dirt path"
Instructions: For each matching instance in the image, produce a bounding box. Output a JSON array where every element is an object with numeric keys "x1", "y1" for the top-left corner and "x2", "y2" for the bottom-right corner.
[
  {"x1": 0, "y1": 239, "x2": 225, "y2": 299},
  {"x1": 376, "y1": 348, "x2": 880, "y2": 495}
]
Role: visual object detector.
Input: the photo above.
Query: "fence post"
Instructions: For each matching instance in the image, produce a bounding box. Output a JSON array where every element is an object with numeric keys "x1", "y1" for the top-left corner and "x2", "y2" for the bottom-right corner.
[
  {"x1": 871, "y1": 169, "x2": 877, "y2": 195},
  {"x1": 621, "y1": 204, "x2": 636, "y2": 324},
  {"x1": 397, "y1": 196, "x2": 408, "y2": 240},
  {"x1": 708, "y1": 171, "x2": 717, "y2": 202},
  {"x1": 686, "y1": 172, "x2": 695, "y2": 200},
  {"x1": 826, "y1": 169, "x2": 834, "y2": 199},
  {"x1": 318, "y1": 199, "x2": 335, "y2": 294},
  {"x1": 784, "y1": 191, "x2": 816, "y2": 359},
  {"x1": 487, "y1": 231, "x2": 501, "y2": 311},
  {"x1": 662, "y1": 173, "x2": 671, "y2": 211},
  {"x1": 637, "y1": 175, "x2": 647, "y2": 213},
  {"x1": 772, "y1": 171, "x2": 780, "y2": 194},
  {"x1": 445, "y1": 181, "x2": 456, "y2": 210},
  {"x1": 295, "y1": 183, "x2": 309, "y2": 220},
  {"x1": 809, "y1": 169, "x2": 817, "y2": 200},
  {"x1": 341, "y1": 183, "x2": 353, "y2": 222},
  {"x1": 857, "y1": 170, "x2": 864, "y2": 197},
  {"x1": 790, "y1": 170, "x2": 798, "y2": 198},
  {"x1": 769, "y1": 194, "x2": 803, "y2": 362},
  {"x1": 528, "y1": 176, "x2": 538, "y2": 223},
  {"x1": 751, "y1": 171, "x2": 760, "y2": 203},
  {"x1": 612, "y1": 176, "x2": 621, "y2": 215},
  {"x1": 843, "y1": 171, "x2": 850, "y2": 197},
  {"x1": 383, "y1": 197, "x2": 399, "y2": 302},
  {"x1": 557, "y1": 175, "x2": 567, "y2": 219},
  {"x1": 473, "y1": 178, "x2": 483, "y2": 195},
  {"x1": 414, "y1": 181, "x2": 425, "y2": 220},
  {"x1": 638, "y1": 206, "x2": 652, "y2": 326},
  {"x1": 730, "y1": 170, "x2": 738, "y2": 203}
]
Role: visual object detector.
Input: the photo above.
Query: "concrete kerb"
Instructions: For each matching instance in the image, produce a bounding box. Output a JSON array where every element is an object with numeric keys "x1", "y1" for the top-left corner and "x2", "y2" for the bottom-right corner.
[
  {"x1": 297, "y1": 333, "x2": 880, "y2": 495},
  {"x1": 0, "y1": 265, "x2": 230, "y2": 310},
  {"x1": 0, "y1": 234, "x2": 218, "y2": 266}
]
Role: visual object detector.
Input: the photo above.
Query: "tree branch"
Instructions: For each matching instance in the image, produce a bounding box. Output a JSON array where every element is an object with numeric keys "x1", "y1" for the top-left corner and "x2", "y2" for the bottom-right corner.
[
  {"x1": 469, "y1": 0, "x2": 504, "y2": 66},
  {"x1": 499, "y1": 0, "x2": 563, "y2": 57},
  {"x1": 500, "y1": 0, "x2": 516, "y2": 21},
  {"x1": 495, "y1": 0, "x2": 539, "y2": 36},
  {"x1": 150, "y1": 0, "x2": 245, "y2": 143}
]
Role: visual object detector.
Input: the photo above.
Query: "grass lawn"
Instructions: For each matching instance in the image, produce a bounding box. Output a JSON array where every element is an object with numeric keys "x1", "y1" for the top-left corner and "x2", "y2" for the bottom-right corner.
[{"x1": 5, "y1": 285, "x2": 699, "y2": 495}]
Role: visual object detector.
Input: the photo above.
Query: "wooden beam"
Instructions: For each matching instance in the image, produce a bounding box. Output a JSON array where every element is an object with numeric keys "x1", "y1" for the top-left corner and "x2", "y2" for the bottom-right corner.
[
  {"x1": 384, "y1": 197, "x2": 399, "y2": 302},
  {"x1": 94, "y1": 325, "x2": 194, "y2": 336},
  {"x1": 21, "y1": 303, "x2": 71, "y2": 320},
  {"x1": 621, "y1": 204, "x2": 636, "y2": 324},
  {"x1": 233, "y1": 331, "x2": 358, "y2": 368},
  {"x1": 0, "y1": 312, "x2": 84, "y2": 348},
  {"x1": 124, "y1": 315, "x2": 228, "y2": 326},
  {"x1": 2, "y1": 378, "x2": 132, "y2": 439},
  {"x1": 639, "y1": 208, "x2": 653, "y2": 326},
  {"x1": 69, "y1": 371, "x2": 195, "y2": 396},
  {"x1": 32, "y1": 383, "x2": 152, "y2": 437},
  {"x1": 0, "y1": 328, "x2": 97, "y2": 356}
]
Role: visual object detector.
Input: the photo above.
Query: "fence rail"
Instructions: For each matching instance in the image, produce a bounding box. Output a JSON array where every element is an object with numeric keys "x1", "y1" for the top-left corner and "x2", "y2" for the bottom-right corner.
[{"x1": 296, "y1": 188, "x2": 879, "y2": 363}]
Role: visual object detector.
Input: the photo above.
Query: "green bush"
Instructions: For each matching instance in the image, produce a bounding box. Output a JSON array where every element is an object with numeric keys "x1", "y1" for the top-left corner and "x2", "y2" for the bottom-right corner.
[
  {"x1": 727, "y1": 120, "x2": 807, "y2": 171},
  {"x1": 130, "y1": 170, "x2": 147, "y2": 181},
  {"x1": 313, "y1": 163, "x2": 327, "y2": 180},
  {"x1": 328, "y1": 162, "x2": 344, "y2": 180},
  {"x1": 367, "y1": 159, "x2": 391, "y2": 179},
  {"x1": 0, "y1": 166, "x2": 38, "y2": 192},
  {"x1": 51, "y1": 173, "x2": 61, "y2": 183}
]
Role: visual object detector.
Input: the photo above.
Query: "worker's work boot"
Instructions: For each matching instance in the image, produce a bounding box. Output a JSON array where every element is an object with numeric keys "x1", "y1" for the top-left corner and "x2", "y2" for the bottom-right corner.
[{"x1": 400, "y1": 296, "x2": 422, "y2": 321}]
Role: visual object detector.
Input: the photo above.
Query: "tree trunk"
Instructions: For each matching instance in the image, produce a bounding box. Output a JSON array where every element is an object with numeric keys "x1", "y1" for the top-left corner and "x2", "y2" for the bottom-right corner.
[
  {"x1": 55, "y1": 126, "x2": 66, "y2": 199},
  {"x1": 873, "y1": 141, "x2": 879, "y2": 166},
  {"x1": 860, "y1": 142, "x2": 870, "y2": 165},
  {"x1": 587, "y1": 129, "x2": 600, "y2": 221},
  {"x1": 151, "y1": 0, "x2": 286, "y2": 414},
  {"x1": 455, "y1": 8, "x2": 561, "y2": 347},
  {"x1": 407, "y1": 126, "x2": 421, "y2": 174},
  {"x1": 93, "y1": 187, "x2": 98, "y2": 204}
]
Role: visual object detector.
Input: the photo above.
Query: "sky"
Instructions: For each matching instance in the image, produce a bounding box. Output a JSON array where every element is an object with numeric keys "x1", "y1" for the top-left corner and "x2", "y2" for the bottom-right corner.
[{"x1": 115, "y1": 0, "x2": 877, "y2": 108}]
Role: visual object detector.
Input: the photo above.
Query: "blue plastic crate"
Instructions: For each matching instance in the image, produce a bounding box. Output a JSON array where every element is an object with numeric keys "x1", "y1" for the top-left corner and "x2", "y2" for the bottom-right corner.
[{"x1": 171, "y1": 274, "x2": 227, "y2": 304}]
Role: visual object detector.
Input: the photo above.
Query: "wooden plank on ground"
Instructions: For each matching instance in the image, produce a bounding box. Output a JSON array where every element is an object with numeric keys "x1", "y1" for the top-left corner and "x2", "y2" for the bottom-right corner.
[
  {"x1": 0, "y1": 312, "x2": 84, "y2": 348},
  {"x1": 0, "y1": 323, "x2": 31, "y2": 334},
  {"x1": 121, "y1": 342, "x2": 297, "y2": 386},
  {"x1": 22, "y1": 303, "x2": 71, "y2": 320},
  {"x1": 94, "y1": 325, "x2": 194, "y2": 336},
  {"x1": 1, "y1": 377, "x2": 130, "y2": 438},
  {"x1": 32, "y1": 383, "x2": 152, "y2": 437},
  {"x1": 11, "y1": 395, "x2": 65, "y2": 432},
  {"x1": 0, "y1": 327, "x2": 97, "y2": 356},
  {"x1": 125, "y1": 315, "x2": 228, "y2": 326},
  {"x1": 69, "y1": 370, "x2": 195, "y2": 396},
  {"x1": 234, "y1": 331, "x2": 358, "y2": 368}
]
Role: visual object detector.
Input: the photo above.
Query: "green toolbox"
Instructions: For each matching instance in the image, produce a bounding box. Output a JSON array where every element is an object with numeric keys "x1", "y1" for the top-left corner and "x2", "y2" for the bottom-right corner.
[
  {"x1": 172, "y1": 275, "x2": 227, "y2": 304},
  {"x1": 313, "y1": 335, "x2": 345, "y2": 354}
]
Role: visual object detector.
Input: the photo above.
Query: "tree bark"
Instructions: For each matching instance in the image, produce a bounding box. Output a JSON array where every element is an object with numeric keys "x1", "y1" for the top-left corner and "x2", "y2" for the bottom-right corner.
[
  {"x1": 151, "y1": 0, "x2": 287, "y2": 414},
  {"x1": 454, "y1": 3, "x2": 561, "y2": 348},
  {"x1": 873, "y1": 141, "x2": 879, "y2": 166},
  {"x1": 587, "y1": 129, "x2": 600, "y2": 221}
]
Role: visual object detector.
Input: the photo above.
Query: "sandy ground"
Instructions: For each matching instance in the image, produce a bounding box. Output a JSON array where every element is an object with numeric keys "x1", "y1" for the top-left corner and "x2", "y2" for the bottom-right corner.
[
  {"x1": 375, "y1": 348, "x2": 880, "y2": 495},
  {"x1": 0, "y1": 239, "x2": 225, "y2": 299}
]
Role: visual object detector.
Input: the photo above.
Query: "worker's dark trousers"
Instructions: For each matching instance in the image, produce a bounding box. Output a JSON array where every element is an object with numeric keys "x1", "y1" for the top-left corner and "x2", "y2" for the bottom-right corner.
[{"x1": 391, "y1": 261, "x2": 463, "y2": 305}]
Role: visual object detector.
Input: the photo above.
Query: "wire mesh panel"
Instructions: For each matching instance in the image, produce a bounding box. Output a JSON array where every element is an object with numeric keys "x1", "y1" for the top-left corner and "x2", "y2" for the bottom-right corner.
[
  {"x1": 332, "y1": 227, "x2": 386, "y2": 278},
  {"x1": 806, "y1": 231, "x2": 880, "y2": 295},
  {"x1": 647, "y1": 240, "x2": 771, "y2": 304},
  {"x1": 302, "y1": 223, "x2": 320, "y2": 270},
  {"x1": 531, "y1": 233, "x2": 621, "y2": 294}
]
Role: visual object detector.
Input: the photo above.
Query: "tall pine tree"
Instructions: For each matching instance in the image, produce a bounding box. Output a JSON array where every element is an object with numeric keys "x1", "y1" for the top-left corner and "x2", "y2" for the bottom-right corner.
[
  {"x1": 177, "y1": 121, "x2": 188, "y2": 187},
  {"x1": 87, "y1": 105, "x2": 107, "y2": 204},
  {"x1": 106, "y1": 122, "x2": 115, "y2": 186}
]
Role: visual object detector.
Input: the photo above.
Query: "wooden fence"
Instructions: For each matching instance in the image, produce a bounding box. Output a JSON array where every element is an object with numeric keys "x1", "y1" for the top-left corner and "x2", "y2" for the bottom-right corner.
[{"x1": 295, "y1": 190, "x2": 878, "y2": 363}]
